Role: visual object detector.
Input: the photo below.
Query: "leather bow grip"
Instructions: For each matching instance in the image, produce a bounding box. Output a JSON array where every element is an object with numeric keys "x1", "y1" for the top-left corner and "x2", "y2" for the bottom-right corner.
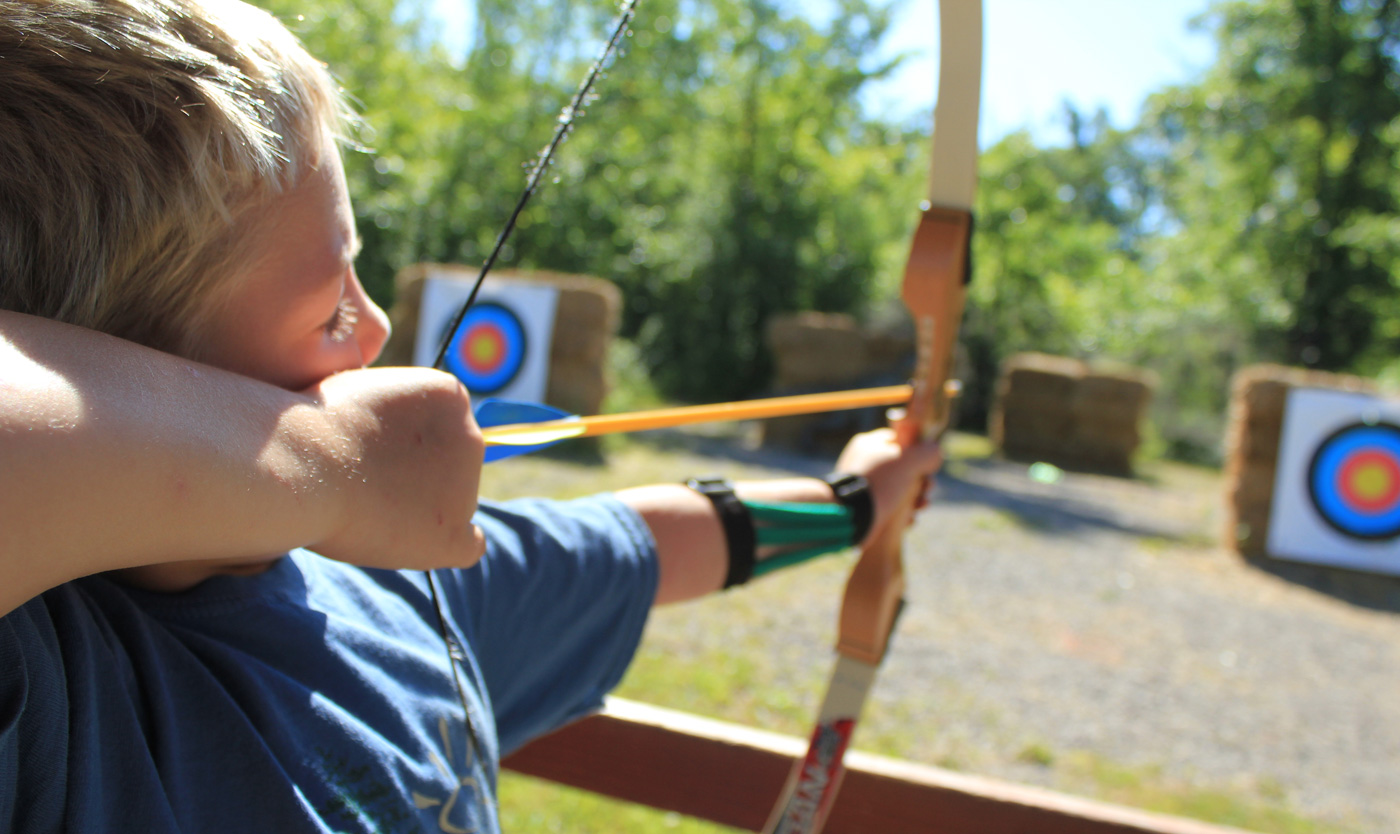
[{"x1": 835, "y1": 207, "x2": 971, "y2": 667}]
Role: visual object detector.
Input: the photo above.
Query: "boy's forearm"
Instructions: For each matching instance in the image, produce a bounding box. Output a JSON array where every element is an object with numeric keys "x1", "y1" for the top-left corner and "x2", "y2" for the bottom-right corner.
[
  {"x1": 616, "y1": 478, "x2": 835, "y2": 606},
  {"x1": 619, "y1": 430, "x2": 943, "y2": 608},
  {"x1": 0, "y1": 312, "x2": 348, "y2": 614}
]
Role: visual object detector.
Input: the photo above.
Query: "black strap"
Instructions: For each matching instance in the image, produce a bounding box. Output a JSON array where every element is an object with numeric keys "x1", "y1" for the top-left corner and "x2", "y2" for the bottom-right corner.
[
  {"x1": 685, "y1": 476, "x2": 757, "y2": 589},
  {"x1": 823, "y1": 472, "x2": 874, "y2": 545}
]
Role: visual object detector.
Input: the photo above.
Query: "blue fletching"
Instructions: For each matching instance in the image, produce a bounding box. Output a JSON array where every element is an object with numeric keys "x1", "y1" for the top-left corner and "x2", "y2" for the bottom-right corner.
[{"x1": 474, "y1": 398, "x2": 577, "y2": 463}]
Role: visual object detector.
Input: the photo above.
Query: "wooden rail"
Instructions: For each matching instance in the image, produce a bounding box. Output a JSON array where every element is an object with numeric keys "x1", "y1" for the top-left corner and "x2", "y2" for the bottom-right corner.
[{"x1": 503, "y1": 699, "x2": 1254, "y2": 834}]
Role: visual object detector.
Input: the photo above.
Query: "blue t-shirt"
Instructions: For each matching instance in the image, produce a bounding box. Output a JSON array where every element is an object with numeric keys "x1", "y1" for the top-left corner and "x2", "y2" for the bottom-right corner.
[{"x1": 0, "y1": 495, "x2": 657, "y2": 833}]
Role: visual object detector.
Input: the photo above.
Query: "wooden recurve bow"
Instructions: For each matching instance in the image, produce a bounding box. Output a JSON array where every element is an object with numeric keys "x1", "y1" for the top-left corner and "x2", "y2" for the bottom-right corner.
[{"x1": 761, "y1": 3, "x2": 982, "y2": 832}]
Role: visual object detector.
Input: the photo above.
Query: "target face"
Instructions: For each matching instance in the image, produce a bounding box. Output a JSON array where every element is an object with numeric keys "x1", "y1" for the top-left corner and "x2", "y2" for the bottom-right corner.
[
  {"x1": 1307, "y1": 422, "x2": 1400, "y2": 540},
  {"x1": 414, "y1": 274, "x2": 559, "y2": 405},
  {"x1": 443, "y1": 302, "x2": 528, "y2": 395}
]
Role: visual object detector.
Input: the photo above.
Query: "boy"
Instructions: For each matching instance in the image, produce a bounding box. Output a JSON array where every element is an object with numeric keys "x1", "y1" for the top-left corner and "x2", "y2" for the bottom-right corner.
[{"x1": 0, "y1": 0, "x2": 942, "y2": 831}]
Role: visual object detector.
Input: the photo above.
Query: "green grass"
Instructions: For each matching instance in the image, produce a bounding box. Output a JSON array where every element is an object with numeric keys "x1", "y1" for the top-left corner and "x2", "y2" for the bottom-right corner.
[
  {"x1": 1056, "y1": 752, "x2": 1342, "y2": 834},
  {"x1": 1016, "y1": 741, "x2": 1056, "y2": 767}
]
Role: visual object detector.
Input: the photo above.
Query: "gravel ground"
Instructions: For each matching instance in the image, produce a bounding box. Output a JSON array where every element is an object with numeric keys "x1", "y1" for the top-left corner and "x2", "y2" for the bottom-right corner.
[
  {"x1": 897, "y1": 455, "x2": 1400, "y2": 833},
  {"x1": 611, "y1": 433, "x2": 1400, "y2": 834}
]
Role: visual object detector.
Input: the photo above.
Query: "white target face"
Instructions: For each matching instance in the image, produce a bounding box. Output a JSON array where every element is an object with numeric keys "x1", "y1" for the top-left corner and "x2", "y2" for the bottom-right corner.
[
  {"x1": 412, "y1": 274, "x2": 559, "y2": 404},
  {"x1": 1268, "y1": 388, "x2": 1400, "y2": 574}
]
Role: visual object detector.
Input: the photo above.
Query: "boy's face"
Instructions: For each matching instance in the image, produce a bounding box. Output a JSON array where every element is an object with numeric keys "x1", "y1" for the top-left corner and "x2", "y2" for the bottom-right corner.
[{"x1": 196, "y1": 137, "x2": 390, "y2": 391}]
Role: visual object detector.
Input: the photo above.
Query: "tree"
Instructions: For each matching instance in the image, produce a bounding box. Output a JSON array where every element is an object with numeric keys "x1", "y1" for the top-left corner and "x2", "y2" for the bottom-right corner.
[
  {"x1": 1142, "y1": 0, "x2": 1400, "y2": 374},
  {"x1": 961, "y1": 110, "x2": 1154, "y2": 431}
]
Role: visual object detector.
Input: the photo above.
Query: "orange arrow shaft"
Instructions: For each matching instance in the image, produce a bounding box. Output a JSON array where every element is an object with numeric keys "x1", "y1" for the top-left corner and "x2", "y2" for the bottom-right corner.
[{"x1": 480, "y1": 384, "x2": 914, "y2": 445}]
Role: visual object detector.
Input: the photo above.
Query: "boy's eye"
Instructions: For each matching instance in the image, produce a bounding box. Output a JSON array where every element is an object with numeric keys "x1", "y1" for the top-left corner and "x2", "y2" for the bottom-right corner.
[{"x1": 325, "y1": 298, "x2": 359, "y2": 343}]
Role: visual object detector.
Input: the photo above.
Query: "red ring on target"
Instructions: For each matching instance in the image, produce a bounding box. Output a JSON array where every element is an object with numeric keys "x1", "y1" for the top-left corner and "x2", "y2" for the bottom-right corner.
[
  {"x1": 464, "y1": 323, "x2": 506, "y2": 374},
  {"x1": 1338, "y1": 450, "x2": 1400, "y2": 512}
]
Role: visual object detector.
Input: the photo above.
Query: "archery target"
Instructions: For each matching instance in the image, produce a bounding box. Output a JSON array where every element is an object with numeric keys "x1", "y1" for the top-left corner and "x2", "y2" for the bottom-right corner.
[
  {"x1": 413, "y1": 274, "x2": 558, "y2": 403},
  {"x1": 1307, "y1": 422, "x2": 1400, "y2": 539},
  {"x1": 442, "y1": 302, "x2": 528, "y2": 394},
  {"x1": 1268, "y1": 388, "x2": 1400, "y2": 574}
]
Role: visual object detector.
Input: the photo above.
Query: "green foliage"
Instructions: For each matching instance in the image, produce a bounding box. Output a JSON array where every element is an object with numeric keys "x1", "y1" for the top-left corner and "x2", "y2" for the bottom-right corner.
[
  {"x1": 1132, "y1": 0, "x2": 1400, "y2": 455},
  {"x1": 1152, "y1": 0, "x2": 1400, "y2": 370},
  {"x1": 964, "y1": 0, "x2": 1400, "y2": 459},
  {"x1": 251, "y1": 0, "x2": 1400, "y2": 462},
  {"x1": 962, "y1": 116, "x2": 1155, "y2": 429}
]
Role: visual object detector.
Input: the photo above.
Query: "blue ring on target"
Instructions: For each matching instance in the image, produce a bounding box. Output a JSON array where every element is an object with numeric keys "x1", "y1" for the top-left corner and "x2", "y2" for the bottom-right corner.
[
  {"x1": 442, "y1": 302, "x2": 528, "y2": 395},
  {"x1": 1306, "y1": 421, "x2": 1400, "y2": 540}
]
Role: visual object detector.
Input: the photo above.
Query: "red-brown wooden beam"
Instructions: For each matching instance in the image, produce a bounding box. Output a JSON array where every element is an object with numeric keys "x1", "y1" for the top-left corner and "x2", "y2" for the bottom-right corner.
[{"x1": 503, "y1": 699, "x2": 1254, "y2": 834}]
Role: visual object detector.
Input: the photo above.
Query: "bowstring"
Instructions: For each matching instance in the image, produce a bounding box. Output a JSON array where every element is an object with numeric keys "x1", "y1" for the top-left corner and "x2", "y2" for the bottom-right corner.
[
  {"x1": 423, "y1": 0, "x2": 640, "y2": 808},
  {"x1": 431, "y1": 0, "x2": 639, "y2": 371}
]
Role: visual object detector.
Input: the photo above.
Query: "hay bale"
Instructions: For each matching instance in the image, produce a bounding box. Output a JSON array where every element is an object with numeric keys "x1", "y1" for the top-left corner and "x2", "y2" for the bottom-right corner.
[
  {"x1": 381, "y1": 264, "x2": 619, "y2": 417},
  {"x1": 758, "y1": 311, "x2": 919, "y2": 454},
  {"x1": 1221, "y1": 364, "x2": 1376, "y2": 557},
  {"x1": 989, "y1": 352, "x2": 1155, "y2": 476},
  {"x1": 767, "y1": 312, "x2": 872, "y2": 390}
]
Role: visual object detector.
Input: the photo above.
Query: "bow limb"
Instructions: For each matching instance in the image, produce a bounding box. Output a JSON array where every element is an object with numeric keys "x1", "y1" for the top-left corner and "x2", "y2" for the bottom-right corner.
[{"x1": 763, "y1": 3, "x2": 980, "y2": 832}]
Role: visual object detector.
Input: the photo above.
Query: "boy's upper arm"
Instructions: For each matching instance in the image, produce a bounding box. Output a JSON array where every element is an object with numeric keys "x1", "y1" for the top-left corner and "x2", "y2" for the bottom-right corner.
[{"x1": 443, "y1": 496, "x2": 658, "y2": 754}]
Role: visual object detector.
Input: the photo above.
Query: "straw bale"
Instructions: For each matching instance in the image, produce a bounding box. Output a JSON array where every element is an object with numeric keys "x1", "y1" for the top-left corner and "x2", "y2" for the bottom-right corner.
[
  {"x1": 546, "y1": 360, "x2": 608, "y2": 418},
  {"x1": 381, "y1": 264, "x2": 619, "y2": 417},
  {"x1": 1074, "y1": 416, "x2": 1141, "y2": 442},
  {"x1": 767, "y1": 312, "x2": 871, "y2": 389},
  {"x1": 758, "y1": 311, "x2": 919, "y2": 454},
  {"x1": 1070, "y1": 399, "x2": 1146, "y2": 424},
  {"x1": 1221, "y1": 363, "x2": 1377, "y2": 558},
  {"x1": 1077, "y1": 379, "x2": 1153, "y2": 410},
  {"x1": 990, "y1": 352, "x2": 1155, "y2": 476},
  {"x1": 1002, "y1": 363, "x2": 1075, "y2": 400}
]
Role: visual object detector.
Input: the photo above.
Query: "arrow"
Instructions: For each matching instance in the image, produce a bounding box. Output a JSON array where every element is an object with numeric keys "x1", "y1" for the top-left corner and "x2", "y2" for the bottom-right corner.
[{"x1": 475, "y1": 383, "x2": 963, "y2": 462}]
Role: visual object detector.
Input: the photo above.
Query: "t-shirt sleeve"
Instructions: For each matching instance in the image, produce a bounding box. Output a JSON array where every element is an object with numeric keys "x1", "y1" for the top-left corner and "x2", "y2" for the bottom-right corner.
[
  {"x1": 444, "y1": 494, "x2": 658, "y2": 755},
  {"x1": 0, "y1": 600, "x2": 68, "y2": 833}
]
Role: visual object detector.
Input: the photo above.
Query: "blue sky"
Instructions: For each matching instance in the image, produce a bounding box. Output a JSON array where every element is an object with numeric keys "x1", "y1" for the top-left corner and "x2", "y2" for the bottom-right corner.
[
  {"x1": 428, "y1": 0, "x2": 1220, "y2": 146},
  {"x1": 866, "y1": 0, "x2": 1219, "y2": 145}
]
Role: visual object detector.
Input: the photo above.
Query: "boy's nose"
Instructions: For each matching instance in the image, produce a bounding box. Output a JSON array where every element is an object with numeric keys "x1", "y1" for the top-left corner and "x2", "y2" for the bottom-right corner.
[
  {"x1": 349, "y1": 270, "x2": 391, "y2": 366},
  {"x1": 357, "y1": 297, "x2": 391, "y2": 366}
]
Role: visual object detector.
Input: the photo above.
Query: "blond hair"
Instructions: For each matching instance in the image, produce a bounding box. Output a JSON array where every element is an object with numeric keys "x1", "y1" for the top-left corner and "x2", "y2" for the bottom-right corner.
[{"x1": 0, "y1": 0, "x2": 349, "y2": 352}]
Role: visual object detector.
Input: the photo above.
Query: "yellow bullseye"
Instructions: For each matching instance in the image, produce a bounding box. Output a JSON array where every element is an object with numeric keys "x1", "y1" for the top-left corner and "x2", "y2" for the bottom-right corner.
[
  {"x1": 1351, "y1": 461, "x2": 1394, "y2": 502},
  {"x1": 469, "y1": 336, "x2": 501, "y2": 365}
]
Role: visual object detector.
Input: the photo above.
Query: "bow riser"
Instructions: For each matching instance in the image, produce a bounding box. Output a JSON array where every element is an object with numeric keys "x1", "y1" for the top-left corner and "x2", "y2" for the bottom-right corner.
[
  {"x1": 898, "y1": 206, "x2": 973, "y2": 446},
  {"x1": 837, "y1": 207, "x2": 971, "y2": 667}
]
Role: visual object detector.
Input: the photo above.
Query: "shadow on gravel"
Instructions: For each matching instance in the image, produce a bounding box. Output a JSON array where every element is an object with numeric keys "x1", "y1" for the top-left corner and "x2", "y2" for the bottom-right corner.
[
  {"x1": 637, "y1": 432, "x2": 1201, "y2": 543},
  {"x1": 1245, "y1": 556, "x2": 1400, "y2": 614},
  {"x1": 934, "y1": 459, "x2": 1200, "y2": 543}
]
